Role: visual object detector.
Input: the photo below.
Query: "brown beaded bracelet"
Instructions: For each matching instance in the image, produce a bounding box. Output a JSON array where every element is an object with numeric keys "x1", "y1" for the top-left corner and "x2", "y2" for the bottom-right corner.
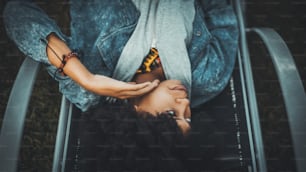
[
  {"x1": 58, "y1": 51, "x2": 79, "y2": 76},
  {"x1": 40, "y1": 38, "x2": 80, "y2": 79}
]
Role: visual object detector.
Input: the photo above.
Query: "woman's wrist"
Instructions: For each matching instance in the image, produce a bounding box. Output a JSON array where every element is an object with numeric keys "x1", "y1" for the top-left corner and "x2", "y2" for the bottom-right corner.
[{"x1": 46, "y1": 33, "x2": 98, "y2": 92}]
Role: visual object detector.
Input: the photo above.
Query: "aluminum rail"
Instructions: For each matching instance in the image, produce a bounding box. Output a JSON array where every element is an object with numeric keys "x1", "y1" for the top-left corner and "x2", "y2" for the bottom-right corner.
[
  {"x1": 0, "y1": 58, "x2": 40, "y2": 172},
  {"x1": 249, "y1": 27, "x2": 306, "y2": 172},
  {"x1": 234, "y1": 0, "x2": 267, "y2": 171},
  {"x1": 52, "y1": 97, "x2": 72, "y2": 172}
]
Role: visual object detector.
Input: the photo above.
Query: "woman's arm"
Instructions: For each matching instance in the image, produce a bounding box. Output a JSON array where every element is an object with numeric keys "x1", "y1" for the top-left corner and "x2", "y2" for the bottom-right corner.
[
  {"x1": 3, "y1": 1, "x2": 65, "y2": 65},
  {"x1": 47, "y1": 33, "x2": 159, "y2": 99}
]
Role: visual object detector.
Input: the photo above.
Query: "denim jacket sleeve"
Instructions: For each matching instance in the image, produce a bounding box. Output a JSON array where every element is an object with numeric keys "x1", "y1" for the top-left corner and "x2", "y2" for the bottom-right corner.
[
  {"x1": 3, "y1": 1, "x2": 65, "y2": 65},
  {"x1": 189, "y1": 0, "x2": 239, "y2": 107},
  {"x1": 3, "y1": 1, "x2": 100, "y2": 111}
]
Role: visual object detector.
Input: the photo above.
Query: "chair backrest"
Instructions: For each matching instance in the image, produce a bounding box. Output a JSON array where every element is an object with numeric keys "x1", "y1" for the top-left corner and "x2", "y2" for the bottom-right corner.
[{"x1": 63, "y1": 1, "x2": 261, "y2": 170}]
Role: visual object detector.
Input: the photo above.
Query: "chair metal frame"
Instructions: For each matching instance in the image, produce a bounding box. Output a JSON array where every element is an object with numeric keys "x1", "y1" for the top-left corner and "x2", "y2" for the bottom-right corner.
[{"x1": 1, "y1": 0, "x2": 305, "y2": 171}]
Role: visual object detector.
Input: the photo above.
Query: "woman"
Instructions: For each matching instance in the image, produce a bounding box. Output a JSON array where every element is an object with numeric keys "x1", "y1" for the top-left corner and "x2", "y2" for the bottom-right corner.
[
  {"x1": 4, "y1": 0, "x2": 238, "y2": 152},
  {"x1": 4, "y1": 0, "x2": 238, "y2": 135}
]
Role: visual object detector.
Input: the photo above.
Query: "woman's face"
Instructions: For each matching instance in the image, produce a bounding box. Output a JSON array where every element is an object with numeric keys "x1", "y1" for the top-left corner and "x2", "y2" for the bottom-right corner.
[{"x1": 134, "y1": 80, "x2": 191, "y2": 135}]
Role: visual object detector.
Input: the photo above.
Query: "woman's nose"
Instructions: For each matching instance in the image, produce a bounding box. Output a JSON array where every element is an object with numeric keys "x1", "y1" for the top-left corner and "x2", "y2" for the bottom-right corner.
[
  {"x1": 176, "y1": 98, "x2": 190, "y2": 106},
  {"x1": 176, "y1": 98, "x2": 191, "y2": 117}
]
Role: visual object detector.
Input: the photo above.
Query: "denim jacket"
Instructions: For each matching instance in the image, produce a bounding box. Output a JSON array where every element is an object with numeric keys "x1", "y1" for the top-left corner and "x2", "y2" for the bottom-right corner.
[{"x1": 4, "y1": 0, "x2": 238, "y2": 111}]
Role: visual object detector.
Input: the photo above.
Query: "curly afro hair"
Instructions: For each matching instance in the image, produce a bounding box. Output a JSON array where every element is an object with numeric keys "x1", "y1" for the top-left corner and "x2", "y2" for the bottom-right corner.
[{"x1": 76, "y1": 101, "x2": 188, "y2": 171}]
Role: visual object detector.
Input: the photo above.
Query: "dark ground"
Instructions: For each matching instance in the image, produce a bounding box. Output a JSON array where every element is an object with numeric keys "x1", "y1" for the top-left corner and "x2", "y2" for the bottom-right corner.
[{"x1": 0, "y1": 0, "x2": 305, "y2": 171}]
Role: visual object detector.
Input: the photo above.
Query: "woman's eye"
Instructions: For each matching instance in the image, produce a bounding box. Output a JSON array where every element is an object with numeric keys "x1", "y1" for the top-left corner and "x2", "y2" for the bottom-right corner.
[{"x1": 166, "y1": 110, "x2": 176, "y2": 117}]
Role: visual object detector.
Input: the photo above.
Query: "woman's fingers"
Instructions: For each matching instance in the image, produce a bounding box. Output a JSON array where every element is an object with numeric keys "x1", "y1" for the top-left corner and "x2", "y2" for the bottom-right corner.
[
  {"x1": 89, "y1": 75, "x2": 160, "y2": 99},
  {"x1": 118, "y1": 80, "x2": 159, "y2": 98},
  {"x1": 128, "y1": 79, "x2": 159, "y2": 91}
]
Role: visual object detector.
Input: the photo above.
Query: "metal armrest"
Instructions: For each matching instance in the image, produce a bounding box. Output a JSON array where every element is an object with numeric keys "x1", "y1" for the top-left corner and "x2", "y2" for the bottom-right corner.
[
  {"x1": 52, "y1": 97, "x2": 73, "y2": 172},
  {"x1": 0, "y1": 58, "x2": 40, "y2": 172},
  {"x1": 234, "y1": 0, "x2": 267, "y2": 171},
  {"x1": 248, "y1": 27, "x2": 306, "y2": 172},
  {"x1": 0, "y1": 57, "x2": 73, "y2": 172}
]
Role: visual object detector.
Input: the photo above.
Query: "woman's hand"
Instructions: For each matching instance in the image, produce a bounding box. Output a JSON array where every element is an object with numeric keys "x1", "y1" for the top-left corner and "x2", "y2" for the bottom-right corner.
[{"x1": 86, "y1": 75, "x2": 160, "y2": 99}]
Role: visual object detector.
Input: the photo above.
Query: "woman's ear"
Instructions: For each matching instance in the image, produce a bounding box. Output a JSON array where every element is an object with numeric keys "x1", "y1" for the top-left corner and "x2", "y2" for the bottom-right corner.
[{"x1": 129, "y1": 96, "x2": 141, "y2": 107}]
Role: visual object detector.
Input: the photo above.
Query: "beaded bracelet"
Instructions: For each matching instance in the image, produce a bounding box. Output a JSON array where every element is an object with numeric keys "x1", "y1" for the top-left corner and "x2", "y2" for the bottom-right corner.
[
  {"x1": 41, "y1": 38, "x2": 79, "y2": 78},
  {"x1": 58, "y1": 51, "x2": 79, "y2": 76}
]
